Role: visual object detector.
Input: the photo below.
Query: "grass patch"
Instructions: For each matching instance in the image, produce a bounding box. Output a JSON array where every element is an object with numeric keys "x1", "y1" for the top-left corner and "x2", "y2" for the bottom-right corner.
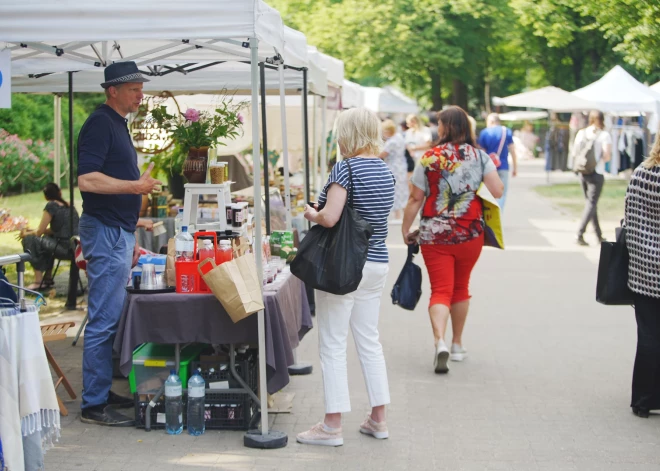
[
  {"x1": 534, "y1": 179, "x2": 628, "y2": 222},
  {"x1": 0, "y1": 189, "x2": 82, "y2": 285}
]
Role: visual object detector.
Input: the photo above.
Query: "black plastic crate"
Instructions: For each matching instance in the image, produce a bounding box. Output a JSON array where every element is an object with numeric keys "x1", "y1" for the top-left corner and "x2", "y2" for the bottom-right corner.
[
  {"x1": 134, "y1": 392, "x2": 254, "y2": 430},
  {"x1": 189, "y1": 351, "x2": 257, "y2": 392},
  {"x1": 134, "y1": 393, "x2": 187, "y2": 429}
]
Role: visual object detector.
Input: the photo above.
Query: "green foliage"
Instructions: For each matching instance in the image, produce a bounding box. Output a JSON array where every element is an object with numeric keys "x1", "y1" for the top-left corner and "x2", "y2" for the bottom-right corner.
[
  {"x1": 0, "y1": 129, "x2": 55, "y2": 195},
  {"x1": 146, "y1": 143, "x2": 186, "y2": 177},
  {"x1": 271, "y1": 0, "x2": 659, "y2": 110},
  {"x1": 150, "y1": 100, "x2": 246, "y2": 153}
]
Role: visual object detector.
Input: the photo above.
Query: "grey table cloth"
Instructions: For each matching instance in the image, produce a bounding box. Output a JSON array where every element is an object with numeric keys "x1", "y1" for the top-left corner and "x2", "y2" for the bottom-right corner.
[
  {"x1": 114, "y1": 268, "x2": 313, "y2": 394},
  {"x1": 136, "y1": 217, "x2": 175, "y2": 253}
]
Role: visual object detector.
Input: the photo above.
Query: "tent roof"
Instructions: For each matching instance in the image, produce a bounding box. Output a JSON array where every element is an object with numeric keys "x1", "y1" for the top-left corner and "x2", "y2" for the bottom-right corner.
[
  {"x1": 11, "y1": 62, "x2": 319, "y2": 95},
  {"x1": 651, "y1": 81, "x2": 660, "y2": 93},
  {"x1": 0, "y1": 0, "x2": 285, "y2": 74},
  {"x1": 572, "y1": 66, "x2": 660, "y2": 113},
  {"x1": 493, "y1": 86, "x2": 597, "y2": 112},
  {"x1": 342, "y1": 80, "x2": 364, "y2": 109},
  {"x1": 498, "y1": 111, "x2": 548, "y2": 121},
  {"x1": 307, "y1": 46, "x2": 344, "y2": 87},
  {"x1": 363, "y1": 86, "x2": 418, "y2": 114}
]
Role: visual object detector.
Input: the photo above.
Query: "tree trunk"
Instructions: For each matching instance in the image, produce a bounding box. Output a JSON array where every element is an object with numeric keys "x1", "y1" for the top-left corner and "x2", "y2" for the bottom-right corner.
[
  {"x1": 430, "y1": 71, "x2": 443, "y2": 111},
  {"x1": 452, "y1": 79, "x2": 468, "y2": 111},
  {"x1": 484, "y1": 79, "x2": 491, "y2": 114}
]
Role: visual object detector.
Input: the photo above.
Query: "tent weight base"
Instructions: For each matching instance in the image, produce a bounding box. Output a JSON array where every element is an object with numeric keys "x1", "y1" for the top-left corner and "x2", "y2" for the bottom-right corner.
[
  {"x1": 288, "y1": 363, "x2": 313, "y2": 375},
  {"x1": 244, "y1": 429, "x2": 288, "y2": 449}
]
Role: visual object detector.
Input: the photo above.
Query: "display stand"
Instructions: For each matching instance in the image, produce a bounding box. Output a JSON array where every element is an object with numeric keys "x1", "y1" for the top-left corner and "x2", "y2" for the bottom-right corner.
[{"x1": 182, "y1": 183, "x2": 232, "y2": 233}]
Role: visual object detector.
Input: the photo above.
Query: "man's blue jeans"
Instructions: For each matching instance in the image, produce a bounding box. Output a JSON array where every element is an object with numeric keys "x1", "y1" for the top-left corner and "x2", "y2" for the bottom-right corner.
[
  {"x1": 497, "y1": 169, "x2": 510, "y2": 211},
  {"x1": 79, "y1": 214, "x2": 134, "y2": 409}
]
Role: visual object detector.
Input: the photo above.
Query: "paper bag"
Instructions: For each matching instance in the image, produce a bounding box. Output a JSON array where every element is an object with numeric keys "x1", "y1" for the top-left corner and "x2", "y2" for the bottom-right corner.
[
  {"x1": 198, "y1": 253, "x2": 265, "y2": 323},
  {"x1": 477, "y1": 184, "x2": 505, "y2": 250},
  {"x1": 166, "y1": 238, "x2": 176, "y2": 287}
]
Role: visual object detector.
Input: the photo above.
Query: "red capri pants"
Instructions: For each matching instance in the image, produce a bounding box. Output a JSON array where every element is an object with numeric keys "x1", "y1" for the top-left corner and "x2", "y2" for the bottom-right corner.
[{"x1": 420, "y1": 234, "x2": 484, "y2": 308}]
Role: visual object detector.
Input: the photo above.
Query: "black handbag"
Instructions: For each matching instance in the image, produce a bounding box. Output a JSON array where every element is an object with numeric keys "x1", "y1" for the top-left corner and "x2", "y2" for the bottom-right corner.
[
  {"x1": 596, "y1": 225, "x2": 634, "y2": 305},
  {"x1": 391, "y1": 244, "x2": 422, "y2": 310},
  {"x1": 290, "y1": 161, "x2": 374, "y2": 295}
]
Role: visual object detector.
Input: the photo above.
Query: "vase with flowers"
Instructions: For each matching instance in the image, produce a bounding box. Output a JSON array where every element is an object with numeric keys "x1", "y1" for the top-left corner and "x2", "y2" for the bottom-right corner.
[{"x1": 150, "y1": 99, "x2": 245, "y2": 184}]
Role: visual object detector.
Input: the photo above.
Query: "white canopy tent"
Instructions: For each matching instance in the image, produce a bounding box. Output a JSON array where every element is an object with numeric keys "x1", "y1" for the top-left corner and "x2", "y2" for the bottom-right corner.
[
  {"x1": 342, "y1": 80, "x2": 365, "y2": 109},
  {"x1": 492, "y1": 86, "x2": 597, "y2": 112},
  {"x1": 572, "y1": 66, "x2": 660, "y2": 131},
  {"x1": 652, "y1": 81, "x2": 660, "y2": 93},
  {"x1": 0, "y1": 0, "x2": 304, "y2": 449},
  {"x1": 363, "y1": 86, "x2": 419, "y2": 115}
]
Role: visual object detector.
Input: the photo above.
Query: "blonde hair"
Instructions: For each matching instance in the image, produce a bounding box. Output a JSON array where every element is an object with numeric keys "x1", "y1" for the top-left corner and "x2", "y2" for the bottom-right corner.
[
  {"x1": 643, "y1": 130, "x2": 660, "y2": 169},
  {"x1": 381, "y1": 119, "x2": 397, "y2": 136},
  {"x1": 406, "y1": 114, "x2": 421, "y2": 131},
  {"x1": 336, "y1": 108, "x2": 383, "y2": 157}
]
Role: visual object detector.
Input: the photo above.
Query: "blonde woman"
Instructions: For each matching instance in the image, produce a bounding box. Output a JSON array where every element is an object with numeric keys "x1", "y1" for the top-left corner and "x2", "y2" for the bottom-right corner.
[
  {"x1": 625, "y1": 131, "x2": 660, "y2": 418},
  {"x1": 297, "y1": 108, "x2": 395, "y2": 446},
  {"x1": 380, "y1": 119, "x2": 409, "y2": 221},
  {"x1": 405, "y1": 114, "x2": 433, "y2": 164}
]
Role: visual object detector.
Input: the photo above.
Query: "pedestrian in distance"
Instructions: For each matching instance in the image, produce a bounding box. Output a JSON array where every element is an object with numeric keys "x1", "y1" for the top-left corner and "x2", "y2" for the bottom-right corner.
[
  {"x1": 297, "y1": 108, "x2": 395, "y2": 447},
  {"x1": 624, "y1": 131, "x2": 660, "y2": 418},
  {"x1": 573, "y1": 110, "x2": 612, "y2": 246},
  {"x1": 478, "y1": 113, "x2": 518, "y2": 210},
  {"x1": 402, "y1": 106, "x2": 503, "y2": 374}
]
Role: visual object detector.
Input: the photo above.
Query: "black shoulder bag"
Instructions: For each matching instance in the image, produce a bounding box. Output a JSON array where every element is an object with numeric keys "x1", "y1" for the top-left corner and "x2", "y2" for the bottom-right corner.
[{"x1": 290, "y1": 160, "x2": 375, "y2": 295}]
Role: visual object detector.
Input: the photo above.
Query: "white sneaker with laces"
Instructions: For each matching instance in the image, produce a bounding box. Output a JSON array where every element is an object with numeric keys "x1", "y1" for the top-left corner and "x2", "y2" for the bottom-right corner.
[
  {"x1": 450, "y1": 344, "x2": 467, "y2": 362},
  {"x1": 296, "y1": 423, "x2": 343, "y2": 447},
  {"x1": 434, "y1": 340, "x2": 449, "y2": 374}
]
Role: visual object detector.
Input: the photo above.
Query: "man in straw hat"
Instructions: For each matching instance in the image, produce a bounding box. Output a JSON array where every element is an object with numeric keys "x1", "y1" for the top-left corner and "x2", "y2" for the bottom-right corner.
[{"x1": 77, "y1": 61, "x2": 161, "y2": 426}]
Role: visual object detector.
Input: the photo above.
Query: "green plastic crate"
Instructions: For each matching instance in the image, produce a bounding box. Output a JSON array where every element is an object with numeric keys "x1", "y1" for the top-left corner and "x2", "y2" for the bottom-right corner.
[{"x1": 128, "y1": 343, "x2": 206, "y2": 395}]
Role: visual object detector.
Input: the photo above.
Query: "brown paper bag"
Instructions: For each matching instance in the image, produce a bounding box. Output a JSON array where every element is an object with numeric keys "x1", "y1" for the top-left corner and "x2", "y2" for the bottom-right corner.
[
  {"x1": 198, "y1": 253, "x2": 265, "y2": 323},
  {"x1": 166, "y1": 238, "x2": 176, "y2": 287}
]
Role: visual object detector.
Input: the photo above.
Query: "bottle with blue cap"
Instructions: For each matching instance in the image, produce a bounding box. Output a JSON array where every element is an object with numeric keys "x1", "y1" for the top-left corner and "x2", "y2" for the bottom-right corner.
[
  {"x1": 164, "y1": 369, "x2": 183, "y2": 435},
  {"x1": 187, "y1": 368, "x2": 206, "y2": 436}
]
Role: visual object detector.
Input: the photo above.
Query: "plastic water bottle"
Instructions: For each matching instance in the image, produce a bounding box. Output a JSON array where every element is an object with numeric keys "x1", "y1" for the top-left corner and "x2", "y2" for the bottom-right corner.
[
  {"x1": 174, "y1": 208, "x2": 184, "y2": 234},
  {"x1": 175, "y1": 226, "x2": 194, "y2": 261},
  {"x1": 164, "y1": 370, "x2": 183, "y2": 435},
  {"x1": 187, "y1": 370, "x2": 206, "y2": 436}
]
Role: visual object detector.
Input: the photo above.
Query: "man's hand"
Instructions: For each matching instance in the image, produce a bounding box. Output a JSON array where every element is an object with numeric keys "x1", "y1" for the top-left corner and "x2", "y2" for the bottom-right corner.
[
  {"x1": 134, "y1": 163, "x2": 163, "y2": 195},
  {"x1": 512, "y1": 167, "x2": 518, "y2": 177},
  {"x1": 131, "y1": 238, "x2": 140, "y2": 268},
  {"x1": 137, "y1": 218, "x2": 154, "y2": 231}
]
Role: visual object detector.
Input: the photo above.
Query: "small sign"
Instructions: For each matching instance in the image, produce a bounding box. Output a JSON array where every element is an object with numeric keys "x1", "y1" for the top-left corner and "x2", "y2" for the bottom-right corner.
[{"x1": 0, "y1": 49, "x2": 10, "y2": 109}]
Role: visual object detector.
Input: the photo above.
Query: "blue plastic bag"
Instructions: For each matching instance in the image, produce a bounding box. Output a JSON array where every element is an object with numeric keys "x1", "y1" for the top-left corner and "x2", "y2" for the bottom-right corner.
[{"x1": 391, "y1": 244, "x2": 422, "y2": 310}]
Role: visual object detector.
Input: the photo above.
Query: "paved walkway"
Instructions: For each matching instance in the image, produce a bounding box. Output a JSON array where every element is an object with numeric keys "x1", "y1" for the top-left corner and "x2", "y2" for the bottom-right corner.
[{"x1": 41, "y1": 160, "x2": 658, "y2": 470}]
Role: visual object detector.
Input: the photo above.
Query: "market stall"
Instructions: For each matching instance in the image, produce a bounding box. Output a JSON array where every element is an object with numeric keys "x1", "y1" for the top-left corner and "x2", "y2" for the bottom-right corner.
[{"x1": 0, "y1": 0, "x2": 313, "y2": 448}]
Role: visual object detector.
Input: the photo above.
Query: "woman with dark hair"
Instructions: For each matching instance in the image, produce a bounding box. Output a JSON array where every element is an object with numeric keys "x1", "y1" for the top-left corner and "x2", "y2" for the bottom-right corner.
[
  {"x1": 19, "y1": 183, "x2": 80, "y2": 289},
  {"x1": 402, "y1": 106, "x2": 504, "y2": 373}
]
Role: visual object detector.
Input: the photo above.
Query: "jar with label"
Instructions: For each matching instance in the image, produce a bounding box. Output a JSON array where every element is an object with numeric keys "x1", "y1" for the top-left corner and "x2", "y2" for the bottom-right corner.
[{"x1": 231, "y1": 204, "x2": 245, "y2": 228}]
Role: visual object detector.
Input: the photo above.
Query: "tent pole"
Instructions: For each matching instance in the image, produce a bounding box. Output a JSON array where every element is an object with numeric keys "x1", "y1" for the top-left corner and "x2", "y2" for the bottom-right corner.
[
  {"x1": 259, "y1": 62, "x2": 270, "y2": 235},
  {"x1": 311, "y1": 94, "x2": 318, "y2": 196},
  {"x1": 302, "y1": 68, "x2": 310, "y2": 207},
  {"x1": 53, "y1": 94, "x2": 61, "y2": 187},
  {"x1": 243, "y1": 38, "x2": 286, "y2": 450},
  {"x1": 278, "y1": 64, "x2": 292, "y2": 231},
  {"x1": 65, "y1": 71, "x2": 79, "y2": 311},
  {"x1": 319, "y1": 96, "x2": 328, "y2": 187}
]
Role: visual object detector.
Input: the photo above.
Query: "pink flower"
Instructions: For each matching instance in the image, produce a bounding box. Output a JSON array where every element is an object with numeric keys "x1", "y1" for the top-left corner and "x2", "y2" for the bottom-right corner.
[
  {"x1": 183, "y1": 108, "x2": 200, "y2": 123},
  {"x1": 237, "y1": 113, "x2": 244, "y2": 124}
]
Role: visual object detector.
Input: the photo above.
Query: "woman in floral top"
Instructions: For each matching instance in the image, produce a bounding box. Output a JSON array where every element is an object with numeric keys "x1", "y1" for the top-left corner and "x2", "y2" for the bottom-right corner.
[{"x1": 402, "y1": 106, "x2": 503, "y2": 374}]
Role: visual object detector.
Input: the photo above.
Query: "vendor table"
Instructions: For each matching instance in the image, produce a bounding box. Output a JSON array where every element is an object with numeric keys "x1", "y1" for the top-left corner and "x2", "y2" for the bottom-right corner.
[
  {"x1": 136, "y1": 217, "x2": 175, "y2": 253},
  {"x1": 114, "y1": 268, "x2": 313, "y2": 396}
]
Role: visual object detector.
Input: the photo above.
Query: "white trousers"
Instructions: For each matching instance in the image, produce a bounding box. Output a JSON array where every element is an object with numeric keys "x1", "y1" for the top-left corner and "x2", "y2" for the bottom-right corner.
[{"x1": 316, "y1": 261, "x2": 391, "y2": 414}]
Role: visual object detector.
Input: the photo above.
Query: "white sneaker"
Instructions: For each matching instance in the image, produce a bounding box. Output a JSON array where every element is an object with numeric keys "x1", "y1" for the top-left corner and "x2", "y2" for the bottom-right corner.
[
  {"x1": 297, "y1": 423, "x2": 343, "y2": 447},
  {"x1": 450, "y1": 344, "x2": 467, "y2": 362},
  {"x1": 434, "y1": 340, "x2": 449, "y2": 374}
]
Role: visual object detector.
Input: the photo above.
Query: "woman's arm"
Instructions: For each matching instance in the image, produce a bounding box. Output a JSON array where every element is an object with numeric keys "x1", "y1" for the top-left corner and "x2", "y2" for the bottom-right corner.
[
  {"x1": 35, "y1": 210, "x2": 53, "y2": 237},
  {"x1": 304, "y1": 183, "x2": 347, "y2": 228},
  {"x1": 378, "y1": 150, "x2": 389, "y2": 160},
  {"x1": 402, "y1": 186, "x2": 425, "y2": 244},
  {"x1": 483, "y1": 170, "x2": 504, "y2": 199}
]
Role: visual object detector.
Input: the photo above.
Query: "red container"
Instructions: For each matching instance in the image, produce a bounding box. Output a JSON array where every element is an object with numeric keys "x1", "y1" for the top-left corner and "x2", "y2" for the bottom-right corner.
[{"x1": 175, "y1": 231, "x2": 217, "y2": 294}]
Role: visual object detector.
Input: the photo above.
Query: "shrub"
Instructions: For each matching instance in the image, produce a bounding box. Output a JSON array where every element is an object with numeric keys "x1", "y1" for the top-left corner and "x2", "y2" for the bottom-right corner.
[{"x1": 0, "y1": 129, "x2": 55, "y2": 195}]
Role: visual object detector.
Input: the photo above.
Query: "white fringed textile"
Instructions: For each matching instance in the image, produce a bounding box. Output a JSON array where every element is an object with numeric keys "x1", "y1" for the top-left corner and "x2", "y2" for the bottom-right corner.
[{"x1": 0, "y1": 305, "x2": 60, "y2": 471}]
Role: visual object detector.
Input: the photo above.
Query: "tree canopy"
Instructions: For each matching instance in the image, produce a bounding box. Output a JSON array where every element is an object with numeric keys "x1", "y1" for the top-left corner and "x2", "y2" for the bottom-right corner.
[{"x1": 271, "y1": 0, "x2": 659, "y2": 112}]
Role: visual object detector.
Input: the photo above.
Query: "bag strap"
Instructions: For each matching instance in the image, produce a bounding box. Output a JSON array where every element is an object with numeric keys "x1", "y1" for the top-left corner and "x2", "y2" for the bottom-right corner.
[
  {"x1": 495, "y1": 126, "x2": 507, "y2": 158},
  {"x1": 345, "y1": 159, "x2": 356, "y2": 208}
]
